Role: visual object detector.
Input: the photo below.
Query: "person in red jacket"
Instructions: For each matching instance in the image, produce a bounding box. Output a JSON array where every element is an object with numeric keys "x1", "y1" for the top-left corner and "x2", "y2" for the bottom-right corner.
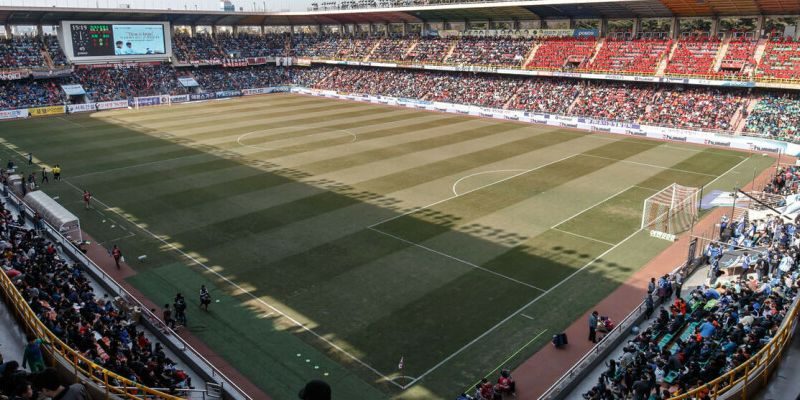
[
  {"x1": 82, "y1": 190, "x2": 92, "y2": 210},
  {"x1": 494, "y1": 369, "x2": 516, "y2": 396},
  {"x1": 112, "y1": 245, "x2": 122, "y2": 269},
  {"x1": 479, "y1": 378, "x2": 494, "y2": 400}
]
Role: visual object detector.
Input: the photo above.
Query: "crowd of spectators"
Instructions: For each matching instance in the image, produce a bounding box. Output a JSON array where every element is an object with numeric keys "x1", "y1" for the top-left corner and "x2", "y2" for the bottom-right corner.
[
  {"x1": 719, "y1": 39, "x2": 757, "y2": 76},
  {"x1": 526, "y1": 36, "x2": 596, "y2": 70},
  {"x1": 72, "y1": 65, "x2": 187, "y2": 101},
  {"x1": 0, "y1": 79, "x2": 66, "y2": 110},
  {"x1": 291, "y1": 34, "x2": 343, "y2": 58},
  {"x1": 369, "y1": 37, "x2": 414, "y2": 62},
  {"x1": 744, "y1": 91, "x2": 800, "y2": 142},
  {"x1": 756, "y1": 38, "x2": 800, "y2": 81},
  {"x1": 172, "y1": 33, "x2": 225, "y2": 63},
  {"x1": 585, "y1": 38, "x2": 671, "y2": 74},
  {"x1": 582, "y1": 212, "x2": 799, "y2": 399},
  {"x1": 0, "y1": 195, "x2": 194, "y2": 393},
  {"x1": 0, "y1": 37, "x2": 47, "y2": 69},
  {"x1": 507, "y1": 78, "x2": 583, "y2": 114},
  {"x1": 216, "y1": 33, "x2": 288, "y2": 58},
  {"x1": 405, "y1": 37, "x2": 454, "y2": 63},
  {"x1": 448, "y1": 37, "x2": 531, "y2": 67},
  {"x1": 665, "y1": 37, "x2": 722, "y2": 76},
  {"x1": 42, "y1": 36, "x2": 68, "y2": 67},
  {"x1": 637, "y1": 87, "x2": 746, "y2": 131},
  {"x1": 306, "y1": 66, "x2": 750, "y2": 131},
  {"x1": 190, "y1": 66, "x2": 292, "y2": 90}
]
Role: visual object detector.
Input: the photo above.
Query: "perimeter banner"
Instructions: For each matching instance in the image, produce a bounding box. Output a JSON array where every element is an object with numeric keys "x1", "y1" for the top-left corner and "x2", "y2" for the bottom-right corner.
[
  {"x1": 67, "y1": 103, "x2": 96, "y2": 113},
  {"x1": 29, "y1": 106, "x2": 66, "y2": 117},
  {"x1": 0, "y1": 109, "x2": 28, "y2": 119},
  {"x1": 96, "y1": 100, "x2": 129, "y2": 110}
]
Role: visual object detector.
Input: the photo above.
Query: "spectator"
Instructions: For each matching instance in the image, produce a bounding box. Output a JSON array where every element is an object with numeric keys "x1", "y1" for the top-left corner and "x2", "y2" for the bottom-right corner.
[
  {"x1": 298, "y1": 379, "x2": 331, "y2": 400},
  {"x1": 31, "y1": 367, "x2": 89, "y2": 400},
  {"x1": 21, "y1": 335, "x2": 47, "y2": 373}
]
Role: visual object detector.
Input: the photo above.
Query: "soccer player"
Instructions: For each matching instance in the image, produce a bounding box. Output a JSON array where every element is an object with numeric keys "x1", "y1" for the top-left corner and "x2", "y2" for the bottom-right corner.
[
  {"x1": 112, "y1": 245, "x2": 122, "y2": 269},
  {"x1": 82, "y1": 190, "x2": 92, "y2": 209},
  {"x1": 40, "y1": 167, "x2": 48, "y2": 184},
  {"x1": 174, "y1": 293, "x2": 187, "y2": 326},
  {"x1": 200, "y1": 285, "x2": 211, "y2": 311},
  {"x1": 52, "y1": 164, "x2": 61, "y2": 181}
]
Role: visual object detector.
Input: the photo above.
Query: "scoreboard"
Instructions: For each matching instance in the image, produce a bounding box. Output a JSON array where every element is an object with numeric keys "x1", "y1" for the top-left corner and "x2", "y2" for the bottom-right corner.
[
  {"x1": 70, "y1": 24, "x2": 114, "y2": 57},
  {"x1": 60, "y1": 21, "x2": 171, "y2": 61}
]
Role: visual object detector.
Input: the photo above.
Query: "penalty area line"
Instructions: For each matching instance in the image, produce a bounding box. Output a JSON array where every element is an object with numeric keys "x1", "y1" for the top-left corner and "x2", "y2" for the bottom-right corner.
[{"x1": 368, "y1": 226, "x2": 546, "y2": 292}]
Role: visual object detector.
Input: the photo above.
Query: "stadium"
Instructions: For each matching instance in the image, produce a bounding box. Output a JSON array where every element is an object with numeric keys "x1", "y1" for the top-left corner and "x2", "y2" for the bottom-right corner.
[{"x1": 0, "y1": 0, "x2": 799, "y2": 399}]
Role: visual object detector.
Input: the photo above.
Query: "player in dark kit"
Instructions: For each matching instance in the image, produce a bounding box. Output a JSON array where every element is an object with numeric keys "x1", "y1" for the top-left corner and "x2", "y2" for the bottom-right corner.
[{"x1": 200, "y1": 285, "x2": 211, "y2": 311}]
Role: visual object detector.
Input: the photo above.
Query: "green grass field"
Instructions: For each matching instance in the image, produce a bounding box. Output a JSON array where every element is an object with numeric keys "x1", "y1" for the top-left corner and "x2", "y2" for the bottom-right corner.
[{"x1": 0, "y1": 94, "x2": 775, "y2": 399}]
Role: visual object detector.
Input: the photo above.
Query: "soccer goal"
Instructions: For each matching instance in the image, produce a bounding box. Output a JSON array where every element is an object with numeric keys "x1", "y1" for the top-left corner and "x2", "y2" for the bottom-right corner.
[{"x1": 641, "y1": 183, "x2": 701, "y2": 236}]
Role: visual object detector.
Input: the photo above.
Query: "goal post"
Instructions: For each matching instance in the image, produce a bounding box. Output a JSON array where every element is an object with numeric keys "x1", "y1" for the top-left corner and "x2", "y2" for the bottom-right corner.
[{"x1": 641, "y1": 183, "x2": 701, "y2": 236}]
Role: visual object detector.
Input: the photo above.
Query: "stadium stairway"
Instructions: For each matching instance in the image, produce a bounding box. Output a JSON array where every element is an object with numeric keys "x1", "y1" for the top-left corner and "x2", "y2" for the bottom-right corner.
[
  {"x1": 656, "y1": 41, "x2": 679, "y2": 76},
  {"x1": 403, "y1": 39, "x2": 420, "y2": 60},
  {"x1": 443, "y1": 39, "x2": 458, "y2": 62},
  {"x1": 753, "y1": 38, "x2": 769, "y2": 65},
  {"x1": 735, "y1": 97, "x2": 762, "y2": 133},
  {"x1": 712, "y1": 37, "x2": 732, "y2": 72},
  {"x1": 0, "y1": 297, "x2": 28, "y2": 364},
  {"x1": 363, "y1": 39, "x2": 383, "y2": 62},
  {"x1": 753, "y1": 323, "x2": 800, "y2": 400},
  {"x1": 588, "y1": 38, "x2": 606, "y2": 65},
  {"x1": 523, "y1": 42, "x2": 542, "y2": 67}
]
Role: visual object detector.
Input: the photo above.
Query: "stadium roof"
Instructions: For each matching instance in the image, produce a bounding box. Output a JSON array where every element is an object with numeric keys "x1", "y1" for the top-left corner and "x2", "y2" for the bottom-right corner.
[{"x1": 0, "y1": 0, "x2": 797, "y2": 26}]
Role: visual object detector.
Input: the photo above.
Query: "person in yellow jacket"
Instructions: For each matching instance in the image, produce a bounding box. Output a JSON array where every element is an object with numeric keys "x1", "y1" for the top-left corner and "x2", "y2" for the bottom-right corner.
[{"x1": 52, "y1": 164, "x2": 61, "y2": 181}]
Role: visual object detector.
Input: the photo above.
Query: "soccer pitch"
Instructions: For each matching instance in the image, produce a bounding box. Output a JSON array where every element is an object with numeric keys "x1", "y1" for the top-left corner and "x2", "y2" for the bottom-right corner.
[{"x1": 0, "y1": 94, "x2": 775, "y2": 399}]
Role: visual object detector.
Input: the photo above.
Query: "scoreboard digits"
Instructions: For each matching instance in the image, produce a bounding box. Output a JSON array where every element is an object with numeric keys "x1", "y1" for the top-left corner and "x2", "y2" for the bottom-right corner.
[{"x1": 70, "y1": 24, "x2": 114, "y2": 57}]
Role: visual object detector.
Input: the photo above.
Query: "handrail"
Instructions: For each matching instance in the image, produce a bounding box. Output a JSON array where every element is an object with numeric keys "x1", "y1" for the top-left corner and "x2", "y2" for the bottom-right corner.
[
  {"x1": 0, "y1": 244, "x2": 184, "y2": 400},
  {"x1": 0, "y1": 188, "x2": 253, "y2": 400},
  {"x1": 668, "y1": 295, "x2": 800, "y2": 400},
  {"x1": 537, "y1": 258, "x2": 698, "y2": 400}
]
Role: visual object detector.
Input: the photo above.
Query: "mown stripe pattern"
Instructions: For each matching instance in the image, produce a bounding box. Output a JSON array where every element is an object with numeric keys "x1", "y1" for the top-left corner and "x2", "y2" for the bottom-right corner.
[{"x1": 0, "y1": 94, "x2": 774, "y2": 400}]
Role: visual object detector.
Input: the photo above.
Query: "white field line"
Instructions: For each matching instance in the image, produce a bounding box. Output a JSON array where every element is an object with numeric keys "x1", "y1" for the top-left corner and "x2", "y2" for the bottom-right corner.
[
  {"x1": 400, "y1": 150, "x2": 755, "y2": 388},
  {"x1": 369, "y1": 154, "x2": 580, "y2": 229},
  {"x1": 58, "y1": 178, "x2": 405, "y2": 389},
  {"x1": 368, "y1": 226, "x2": 546, "y2": 292},
  {"x1": 402, "y1": 227, "x2": 643, "y2": 389},
  {"x1": 451, "y1": 169, "x2": 527, "y2": 196},
  {"x1": 551, "y1": 227, "x2": 616, "y2": 247},
  {"x1": 236, "y1": 128, "x2": 358, "y2": 152},
  {"x1": 577, "y1": 153, "x2": 718, "y2": 177},
  {"x1": 97, "y1": 231, "x2": 136, "y2": 246},
  {"x1": 701, "y1": 155, "x2": 752, "y2": 190},
  {"x1": 550, "y1": 185, "x2": 637, "y2": 230},
  {"x1": 69, "y1": 153, "x2": 212, "y2": 179},
  {"x1": 520, "y1": 313, "x2": 535, "y2": 320}
]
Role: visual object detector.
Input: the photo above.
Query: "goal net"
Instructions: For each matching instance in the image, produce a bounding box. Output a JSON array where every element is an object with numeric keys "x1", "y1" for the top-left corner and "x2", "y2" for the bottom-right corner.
[{"x1": 641, "y1": 183, "x2": 701, "y2": 235}]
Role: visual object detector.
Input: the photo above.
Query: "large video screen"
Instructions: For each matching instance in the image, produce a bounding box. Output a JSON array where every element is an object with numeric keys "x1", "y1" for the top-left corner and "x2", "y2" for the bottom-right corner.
[{"x1": 69, "y1": 23, "x2": 166, "y2": 57}]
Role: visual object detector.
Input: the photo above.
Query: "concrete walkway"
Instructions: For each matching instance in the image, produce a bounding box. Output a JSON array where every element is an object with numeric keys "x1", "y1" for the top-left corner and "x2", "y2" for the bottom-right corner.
[
  {"x1": 0, "y1": 299, "x2": 28, "y2": 366},
  {"x1": 754, "y1": 326, "x2": 800, "y2": 400}
]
